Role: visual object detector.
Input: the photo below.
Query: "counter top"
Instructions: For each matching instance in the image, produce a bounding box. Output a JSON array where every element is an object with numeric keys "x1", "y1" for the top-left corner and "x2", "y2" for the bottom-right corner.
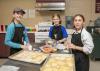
[
  {"x1": 0, "y1": 32, "x2": 6, "y2": 33},
  {"x1": 2, "y1": 59, "x2": 40, "y2": 71},
  {"x1": 0, "y1": 32, "x2": 35, "y2": 34},
  {"x1": 1, "y1": 43, "x2": 74, "y2": 71},
  {"x1": 0, "y1": 29, "x2": 73, "y2": 34}
]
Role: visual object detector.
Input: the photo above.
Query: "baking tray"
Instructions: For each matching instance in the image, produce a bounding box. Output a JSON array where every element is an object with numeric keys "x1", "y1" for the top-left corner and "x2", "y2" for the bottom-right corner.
[
  {"x1": 41, "y1": 53, "x2": 75, "y2": 71},
  {"x1": 9, "y1": 50, "x2": 49, "y2": 64}
]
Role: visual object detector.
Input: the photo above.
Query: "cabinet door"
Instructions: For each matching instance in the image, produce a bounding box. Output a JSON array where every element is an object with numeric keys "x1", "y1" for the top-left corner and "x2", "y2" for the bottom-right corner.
[
  {"x1": 27, "y1": 33, "x2": 35, "y2": 44},
  {"x1": 91, "y1": 37, "x2": 100, "y2": 59},
  {"x1": 0, "y1": 33, "x2": 5, "y2": 45},
  {"x1": 0, "y1": 33, "x2": 10, "y2": 57},
  {"x1": 0, "y1": 45, "x2": 10, "y2": 57}
]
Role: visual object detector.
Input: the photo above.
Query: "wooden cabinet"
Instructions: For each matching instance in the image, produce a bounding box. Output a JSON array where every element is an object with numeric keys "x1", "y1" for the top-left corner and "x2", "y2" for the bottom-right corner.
[
  {"x1": 0, "y1": 33, "x2": 10, "y2": 57},
  {"x1": 27, "y1": 33, "x2": 35, "y2": 44},
  {"x1": 0, "y1": 33, "x2": 35, "y2": 57}
]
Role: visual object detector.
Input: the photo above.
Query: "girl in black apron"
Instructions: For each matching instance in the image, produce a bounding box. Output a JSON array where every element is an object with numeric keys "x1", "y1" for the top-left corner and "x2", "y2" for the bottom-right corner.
[
  {"x1": 49, "y1": 14, "x2": 68, "y2": 44},
  {"x1": 67, "y1": 14, "x2": 94, "y2": 71},
  {"x1": 10, "y1": 22, "x2": 25, "y2": 55},
  {"x1": 5, "y1": 8, "x2": 30, "y2": 55}
]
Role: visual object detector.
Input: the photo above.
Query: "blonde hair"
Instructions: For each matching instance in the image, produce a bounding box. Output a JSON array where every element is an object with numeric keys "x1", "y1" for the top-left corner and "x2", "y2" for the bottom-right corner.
[{"x1": 52, "y1": 14, "x2": 62, "y2": 25}]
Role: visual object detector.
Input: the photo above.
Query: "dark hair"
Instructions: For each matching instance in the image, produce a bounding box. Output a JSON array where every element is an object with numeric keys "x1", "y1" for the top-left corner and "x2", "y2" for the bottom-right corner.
[
  {"x1": 72, "y1": 14, "x2": 85, "y2": 28},
  {"x1": 52, "y1": 14, "x2": 62, "y2": 25},
  {"x1": 73, "y1": 14, "x2": 85, "y2": 22}
]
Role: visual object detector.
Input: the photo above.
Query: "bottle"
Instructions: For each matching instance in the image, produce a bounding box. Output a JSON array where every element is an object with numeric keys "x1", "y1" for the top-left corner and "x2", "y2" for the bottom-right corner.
[{"x1": 1, "y1": 25, "x2": 4, "y2": 32}]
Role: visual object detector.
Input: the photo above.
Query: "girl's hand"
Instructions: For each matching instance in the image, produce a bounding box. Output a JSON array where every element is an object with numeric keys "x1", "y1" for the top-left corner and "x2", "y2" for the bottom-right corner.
[
  {"x1": 67, "y1": 42, "x2": 76, "y2": 49},
  {"x1": 26, "y1": 43, "x2": 32, "y2": 51},
  {"x1": 67, "y1": 42, "x2": 84, "y2": 52},
  {"x1": 57, "y1": 40, "x2": 61, "y2": 44},
  {"x1": 21, "y1": 45, "x2": 28, "y2": 50}
]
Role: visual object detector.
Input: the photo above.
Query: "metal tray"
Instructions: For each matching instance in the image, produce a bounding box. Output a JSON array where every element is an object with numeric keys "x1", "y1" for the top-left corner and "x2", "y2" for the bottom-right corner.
[
  {"x1": 9, "y1": 50, "x2": 49, "y2": 64},
  {"x1": 41, "y1": 53, "x2": 75, "y2": 71}
]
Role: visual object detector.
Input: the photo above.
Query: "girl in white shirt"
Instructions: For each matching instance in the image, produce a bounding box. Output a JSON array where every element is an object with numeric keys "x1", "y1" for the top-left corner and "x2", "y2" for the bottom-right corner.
[{"x1": 67, "y1": 14, "x2": 94, "y2": 71}]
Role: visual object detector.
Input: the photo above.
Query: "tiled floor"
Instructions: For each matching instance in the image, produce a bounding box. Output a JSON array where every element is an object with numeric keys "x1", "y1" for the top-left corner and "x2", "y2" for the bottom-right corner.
[{"x1": 0, "y1": 58, "x2": 100, "y2": 71}]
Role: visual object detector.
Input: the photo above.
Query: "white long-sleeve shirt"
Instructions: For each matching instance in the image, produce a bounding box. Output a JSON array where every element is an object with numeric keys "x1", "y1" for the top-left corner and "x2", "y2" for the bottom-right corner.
[{"x1": 73, "y1": 28, "x2": 94, "y2": 54}]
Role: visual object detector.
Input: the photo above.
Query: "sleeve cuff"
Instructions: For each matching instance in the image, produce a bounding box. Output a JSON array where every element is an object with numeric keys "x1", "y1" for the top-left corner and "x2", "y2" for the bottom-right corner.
[{"x1": 83, "y1": 47, "x2": 91, "y2": 54}]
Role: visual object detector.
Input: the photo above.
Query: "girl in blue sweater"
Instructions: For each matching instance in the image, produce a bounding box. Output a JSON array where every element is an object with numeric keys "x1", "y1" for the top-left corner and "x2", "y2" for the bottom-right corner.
[
  {"x1": 49, "y1": 14, "x2": 68, "y2": 44},
  {"x1": 5, "y1": 8, "x2": 30, "y2": 55}
]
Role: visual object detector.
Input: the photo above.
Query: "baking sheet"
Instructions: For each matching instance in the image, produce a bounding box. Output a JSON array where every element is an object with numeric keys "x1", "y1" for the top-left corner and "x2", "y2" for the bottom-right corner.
[
  {"x1": 9, "y1": 50, "x2": 49, "y2": 64},
  {"x1": 41, "y1": 53, "x2": 75, "y2": 71}
]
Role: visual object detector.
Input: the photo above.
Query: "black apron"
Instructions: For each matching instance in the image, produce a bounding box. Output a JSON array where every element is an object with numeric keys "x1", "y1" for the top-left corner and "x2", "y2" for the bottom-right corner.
[
  {"x1": 71, "y1": 30, "x2": 89, "y2": 71},
  {"x1": 51, "y1": 25, "x2": 63, "y2": 41},
  {"x1": 10, "y1": 23, "x2": 25, "y2": 55}
]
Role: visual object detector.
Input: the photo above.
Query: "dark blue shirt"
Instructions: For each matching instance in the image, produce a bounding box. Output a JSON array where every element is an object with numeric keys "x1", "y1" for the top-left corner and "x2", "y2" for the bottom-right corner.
[{"x1": 49, "y1": 25, "x2": 68, "y2": 39}]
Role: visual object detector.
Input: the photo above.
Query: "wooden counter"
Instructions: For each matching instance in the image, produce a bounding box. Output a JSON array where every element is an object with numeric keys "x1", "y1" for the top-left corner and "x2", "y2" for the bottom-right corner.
[{"x1": 0, "y1": 33, "x2": 10, "y2": 57}]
